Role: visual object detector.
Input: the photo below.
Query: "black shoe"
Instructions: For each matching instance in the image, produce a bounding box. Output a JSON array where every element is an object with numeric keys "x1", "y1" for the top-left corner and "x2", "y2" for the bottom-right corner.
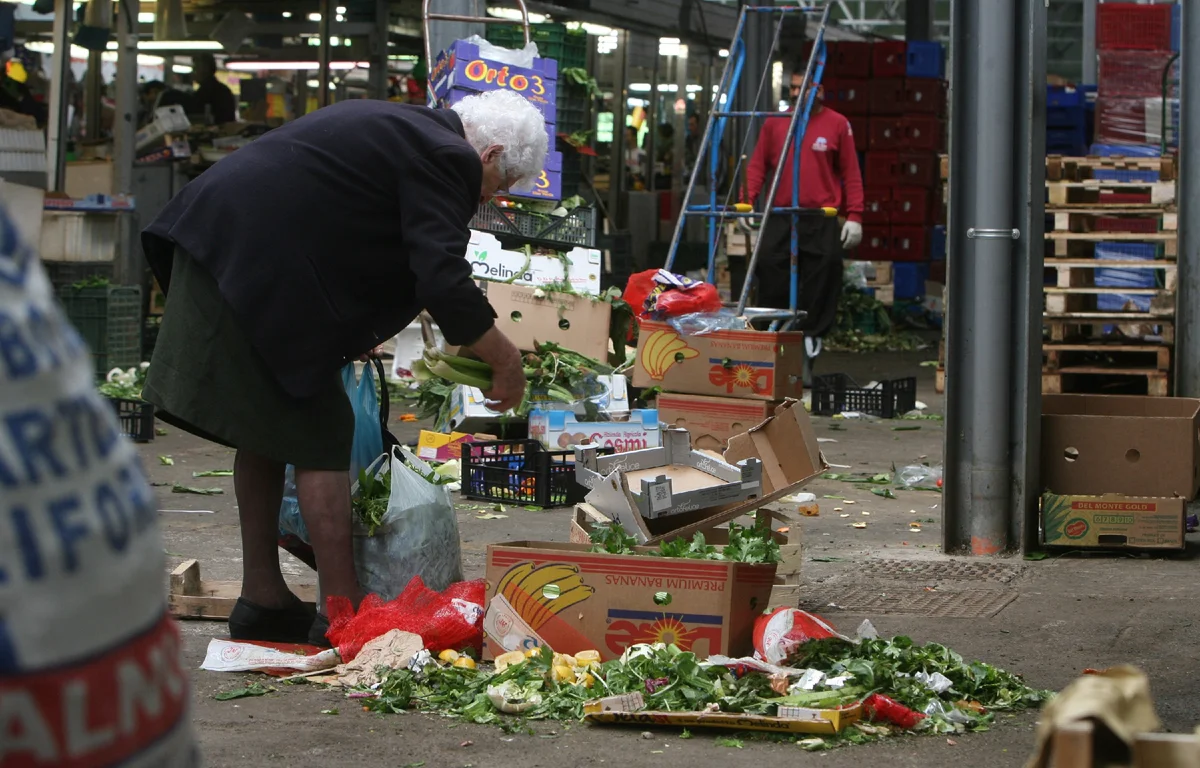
[
  {"x1": 308, "y1": 614, "x2": 332, "y2": 649},
  {"x1": 228, "y1": 594, "x2": 315, "y2": 644}
]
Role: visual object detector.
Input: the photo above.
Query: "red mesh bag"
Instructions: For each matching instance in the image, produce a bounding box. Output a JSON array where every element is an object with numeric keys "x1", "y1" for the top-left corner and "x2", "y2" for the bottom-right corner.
[{"x1": 326, "y1": 576, "x2": 486, "y2": 661}]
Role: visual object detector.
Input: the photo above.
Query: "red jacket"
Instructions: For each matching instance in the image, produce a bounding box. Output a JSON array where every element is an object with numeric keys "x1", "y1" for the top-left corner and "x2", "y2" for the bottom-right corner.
[{"x1": 745, "y1": 107, "x2": 864, "y2": 223}]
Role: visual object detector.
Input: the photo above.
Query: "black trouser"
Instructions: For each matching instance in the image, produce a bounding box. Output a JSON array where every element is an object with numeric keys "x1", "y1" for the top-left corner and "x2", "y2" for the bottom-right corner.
[{"x1": 728, "y1": 216, "x2": 843, "y2": 338}]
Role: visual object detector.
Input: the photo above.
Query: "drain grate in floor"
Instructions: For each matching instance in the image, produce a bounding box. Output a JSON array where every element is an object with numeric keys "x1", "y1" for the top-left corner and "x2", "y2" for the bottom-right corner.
[
  {"x1": 810, "y1": 587, "x2": 1019, "y2": 618},
  {"x1": 863, "y1": 558, "x2": 1024, "y2": 584}
]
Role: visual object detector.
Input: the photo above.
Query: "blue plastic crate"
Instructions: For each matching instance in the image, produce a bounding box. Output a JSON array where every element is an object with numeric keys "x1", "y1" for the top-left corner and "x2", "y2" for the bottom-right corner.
[
  {"x1": 1092, "y1": 168, "x2": 1160, "y2": 183},
  {"x1": 893, "y1": 262, "x2": 929, "y2": 300},
  {"x1": 1047, "y1": 86, "x2": 1084, "y2": 108},
  {"x1": 1098, "y1": 293, "x2": 1152, "y2": 312},
  {"x1": 1095, "y1": 242, "x2": 1159, "y2": 289},
  {"x1": 1047, "y1": 142, "x2": 1089, "y2": 157},
  {"x1": 905, "y1": 41, "x2": 945, "y2": 79},
  {"x1": 1048, "y1": 126, "x2": 1087, "y2": 147},
  {"x1": 1172, "y1": 3, "x2": 1181, "y2": 52},
  {"x1": 929, "y1": 225, "x2": 946, "y2": 261},
  {"x1": 1089, "y1": 143, "x2": 1162, "y2": 157},
  {"x1": 1047, "y1": 106, "x2": 1086, "y2": 129},
  {"x1": 1095, "y1": 242, "x2": 1159, "y2": 261}
]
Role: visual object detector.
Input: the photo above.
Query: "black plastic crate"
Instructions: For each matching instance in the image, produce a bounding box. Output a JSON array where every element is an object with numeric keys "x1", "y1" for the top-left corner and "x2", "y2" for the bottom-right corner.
[
  {"x1": 471, "y1": 202, "x2": 596, "y2": 248},
  {"x1": 462, "y1": 439, "x2": 611, "y2": 508},
  {"x1": 810, "y1": 374, "x2": 917, "y2": 419},
  {"x1": 58, "y1": 284, "x2": 142, "y2": 374},
  {"x1": 43, "y1": 260, "x2": 114, "y2": 290},
  {"x1": 108, "y1": 397, "x2": 155, "y2": 442}
]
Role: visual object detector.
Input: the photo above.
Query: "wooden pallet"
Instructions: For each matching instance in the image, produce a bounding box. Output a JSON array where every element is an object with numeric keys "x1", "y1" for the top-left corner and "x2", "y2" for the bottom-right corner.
[
  {"x1": 1045, "y1": 154, "x2": 1176, "y2": 182},
  {"x1": 1044, "y1": 287, "x2": 1174, "y2": 315},
  {"x1": 1045, "y1": 208, "x2": 1177, "y2": 234},
  {"x1": 169, "y1": 560, "x2": 317, "y2": 621},
  {"x1": 1045, "y1": 181, "x2": 1176, "y2": 207},
  {"x1": 1045, "y1": 257, "x2": 1176, "y2": 289},
  {"x1": 1043, "y1": 342, "x2": 1172, "y2": 372},
  {"x1": 1044, "y1": 316, "x2": 1174, "y2": 344},
  {"x1": 1049, "y1": 719, "x2": 1200, "y2": 768},
  {"x1": 1043, "y1": 255, "x2": 1174, "y2": 315},
  {"x1": 1044, "y1": 237, "x2": 1175, "y2": 260},
  {"x1": 1042, "y1": 367, "x2": 1171, "y2": 397}
]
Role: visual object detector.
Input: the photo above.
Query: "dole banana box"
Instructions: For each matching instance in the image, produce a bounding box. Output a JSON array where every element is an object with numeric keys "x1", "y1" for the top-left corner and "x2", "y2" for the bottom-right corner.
[
  {"x1": 483, "y1": 541, "x2": 776, "y2": 661},
  {"x1": 633, "y1": 321, "x2": 805, "y2": 401}
]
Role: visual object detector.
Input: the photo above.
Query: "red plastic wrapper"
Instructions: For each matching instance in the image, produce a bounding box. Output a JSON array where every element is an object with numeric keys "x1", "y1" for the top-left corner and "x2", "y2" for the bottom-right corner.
[
  {"x1": 623, "y1": 268, "x2": 723, "y2": 320},
  {"x1": 752, "y1": 608, "x2": 849, "y2": 665},
  {"x1": 862, "y1": 693, "x2": 926, "y2": 729},
  {"x1": 326, "y1": 576, "x2": 486, "y2": 661},
  {"x1": 1099, "y1": 51, "x2": 1178, "y2": 98}
]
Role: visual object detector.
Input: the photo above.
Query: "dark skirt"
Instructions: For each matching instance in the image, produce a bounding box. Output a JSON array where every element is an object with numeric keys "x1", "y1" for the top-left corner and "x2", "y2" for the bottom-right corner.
[{"x1": 142, "y1": 246, "x2": 353, "y2": 470}]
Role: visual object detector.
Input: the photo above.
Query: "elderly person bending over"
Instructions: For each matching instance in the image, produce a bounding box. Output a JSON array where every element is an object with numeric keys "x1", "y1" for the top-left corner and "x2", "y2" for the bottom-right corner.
[{"x1": 141, "y1": 89, "x2": 546, "y2": 646}]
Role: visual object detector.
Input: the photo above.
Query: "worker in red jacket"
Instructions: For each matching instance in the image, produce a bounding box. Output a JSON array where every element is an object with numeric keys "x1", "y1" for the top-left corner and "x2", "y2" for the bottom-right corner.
[{"x1": 744, "y1": 63, "x2": 864, "y2": 363}]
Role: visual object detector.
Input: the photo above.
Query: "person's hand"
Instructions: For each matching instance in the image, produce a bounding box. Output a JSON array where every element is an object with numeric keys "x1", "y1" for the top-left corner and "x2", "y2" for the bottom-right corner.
[
  {"x1": 466, "y1": 326, "x2": 526, "y2": 413},
  {"x1": 357, "y1": 345, "x2": 388, "y2": 362},
  {"x1": 840, "y1": 220, "x2": 863, "y2": 249}
]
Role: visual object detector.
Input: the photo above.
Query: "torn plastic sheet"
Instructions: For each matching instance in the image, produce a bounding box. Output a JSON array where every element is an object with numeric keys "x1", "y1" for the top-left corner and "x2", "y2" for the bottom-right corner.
[{"x1": 916, "y1": 671, "x2": 954, "y2": 694}]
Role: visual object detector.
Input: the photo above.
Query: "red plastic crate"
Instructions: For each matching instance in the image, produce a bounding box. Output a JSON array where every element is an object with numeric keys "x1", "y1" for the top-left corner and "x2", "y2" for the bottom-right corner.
[
  {"x1": 900, "y1": 115, "x2": 944, "y2": 151},
  {"x1": 869, "y1": 79, "x2": 907, "y2": 115},
  {"x1": 858, "y1": 226, "x2": 893, "y2": 260},
  {"x1": 864, "y1": 151, "x2": 900, "y2": 186},
  {"x1": 890, "y1": 187, "x2": 930, "y2": 225},
  {"x1": 847, "y1": 115, "x2": 869, "y2": 146},
  {"x1": 1095, "y1": 97, "x2": 1149, "y2": 145},
  {"x1": 1097, "y1": 3, "x2": 1173, "y2": 51},
  {"x1": 872, "y1": 40, "x2": 907, "y2": 77},
  {"x1": 868, "y1": 117, "x2": 904, "y2": 150},
  {"x1": 832, "y1": 41, "x2": 872, "y2": 79},
  {"x1": 1094, "y1": 216, "x2": 1159, "y2": 234},
  {"x1": 904, "y1": 79, "x2": 947, "y2": 114},
  {"x1": 824, "y1": 78, "x2": 870, "y2": 115},
  {"x1": 863, "y1": 187, "x2": 892, "y2": 225},
  {"x1": 897, "y1": 152, "x2": 939, "y2": 187},
  {"x1": 891, "y1": 226, "x2": 928, "y2": 262},
  {"x1": 1098, "y1": 190, "x2": 1153, "y2": 205},
  {"x1": 1098, "y1": 51, "x2": 1178, "y2": 97},
  {"x1": 928, "y1": 260, "x2": 946, "y2": 283}
]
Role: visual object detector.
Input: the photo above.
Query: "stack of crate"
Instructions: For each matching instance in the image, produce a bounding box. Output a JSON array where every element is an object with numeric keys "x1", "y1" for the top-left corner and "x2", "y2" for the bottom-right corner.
[
  {"x1": 842, "y1": 39, "x2": 947, "y2": 311},
  {"x1": 1041, "y1": 154, "x2": 1177, "y2": 397},
  {"x1": 1094, "y1": 2, "x2": 1178, "y2": 150},
  {"x1": 1047, "y1": 85, "x2": 1090, "y2": 157}
]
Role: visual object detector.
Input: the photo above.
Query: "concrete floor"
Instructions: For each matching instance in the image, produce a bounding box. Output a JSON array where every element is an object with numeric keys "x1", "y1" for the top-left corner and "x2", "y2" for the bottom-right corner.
[{"x1": 149, "y1": 351, "x2": 1200, "y2": 767}]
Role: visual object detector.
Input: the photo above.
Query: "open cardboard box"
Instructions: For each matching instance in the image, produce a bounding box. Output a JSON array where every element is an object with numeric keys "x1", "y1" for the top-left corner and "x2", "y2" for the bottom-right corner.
[
  {"x1": 477, "y1": 279, "x2": 611, "y2": 362},
  {"x1": 584, "y1": 693, "x2": 862, "y2": 735},
  {"x1": 655, "y1": 392, "x2": 781, "y2": 452},
  {"x1": 482, "y1": 539, "x2": 777, "y2": 661},
  {"x1": 572, "y1": 399, "x2": 825, "y2": 544}
]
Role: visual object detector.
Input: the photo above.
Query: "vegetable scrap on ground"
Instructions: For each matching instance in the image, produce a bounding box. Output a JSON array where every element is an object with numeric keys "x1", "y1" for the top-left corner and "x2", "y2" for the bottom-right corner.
[{"x1": 350, "y1": 634, "x2": 1048, "y2": 748}]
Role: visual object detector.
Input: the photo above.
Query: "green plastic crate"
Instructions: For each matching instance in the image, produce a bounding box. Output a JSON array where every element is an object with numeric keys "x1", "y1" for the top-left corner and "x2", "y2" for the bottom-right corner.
[
  {"x1": 58, "y1": 284, "x2": 142, "y2": 375},
  {"x1": 485, "y1": 23, "x2": 588, "y2": 70}
]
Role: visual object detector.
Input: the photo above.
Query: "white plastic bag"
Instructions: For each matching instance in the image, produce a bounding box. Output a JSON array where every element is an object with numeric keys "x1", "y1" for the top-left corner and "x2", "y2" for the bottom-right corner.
[
  {"x1": 353, "y1": 446, "x2": 464, "y2": 600},
  {"x1": 465, "y1": 33, "x2": 539, "y2": 68}
]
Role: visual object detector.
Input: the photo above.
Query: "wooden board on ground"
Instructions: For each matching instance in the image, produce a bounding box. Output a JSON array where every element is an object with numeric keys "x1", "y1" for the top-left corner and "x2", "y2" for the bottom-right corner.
[
  {"x1": 1045, "y1": 237, "x2": 1175, "y2": 259},
  {"x1": 1045, "y1": 154, "x2": 1176, "y2": 182},
  {"x1": 935, "y1": 366, "x2": 945, "y2": 394},
  {"x1": 1044, "y1": 317, "x2": 1174, "y2": 345},
  {"x1": 1045, "y1": 208, "x2": 1176, "y2": 234},
  {"x1": 1043, "y1": 342, "x2": 1172, "y2": 372},
  {"x1": 1045, "y1": 181, "x2": 1175, "y2": 207},
  {"x1": 169, "y1": 559, "x2": 317, "y2": 621},
  {"x1": 1042, "y1": 367, "x2": 1171, "y2": 397}
]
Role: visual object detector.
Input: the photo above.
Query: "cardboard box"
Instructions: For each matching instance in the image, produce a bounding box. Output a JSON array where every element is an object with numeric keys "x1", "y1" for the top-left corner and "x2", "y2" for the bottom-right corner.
[
  {"x1": 529, "y1": 409, "x2": 660, "y2": 452},
  {"x1": 480, "y1": 279, "x2": 611, "y2": 362},
  {"x1": 656, "y1": 393, "x2": 778, "y2": 452},
  {"x1": 467, "y1": 229, "x2": 601, "y2": 296},
  {"x1": 415, "y1": 430, "x2": 476, "y2": 462},
  {"x1": 431, "y1": 40, "x2": 558, "y2": 121},
  {"x1": 1042, "y1": 492, "x2": 1185, "y2": 550},
  {"x1": 483, "y1": 540, "x2": 777, "y2": 661},
  {"x1": 633, "y1": 320, "x2": 804, "y2": 401},
  {"x1": 1041, "y1": 394, "x2": 1200, "y2": 499},
  {"x1": 583, "y1": 698, "x2": 861, "y2": 735},
  {"x1": 439, "y1": 374, "x2": 630, "y2": 433},
  {"x1": 508, "y1": 168, "x2": 561, "y2": 202}
]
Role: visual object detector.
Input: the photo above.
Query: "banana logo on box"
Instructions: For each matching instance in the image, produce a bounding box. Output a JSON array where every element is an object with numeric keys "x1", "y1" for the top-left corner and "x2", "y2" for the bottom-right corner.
[
  {"x1": 497, "y1": 563, "x2": 595, "y2": 631},
  {"x1": 640, "y1": 329, "x2": 699, "y2": 380}
]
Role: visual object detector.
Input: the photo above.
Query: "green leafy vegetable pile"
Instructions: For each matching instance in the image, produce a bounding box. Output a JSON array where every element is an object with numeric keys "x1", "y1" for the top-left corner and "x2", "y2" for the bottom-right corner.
[
  {"x1": 352, "y1": 467, "x2": 392, "y2": 536},
  {"x1": 827, "y1": 287, "x2": 927, "y2": 353},
  {"x1": 588, "y1": 522, "x2": 781, "y2": 564}
]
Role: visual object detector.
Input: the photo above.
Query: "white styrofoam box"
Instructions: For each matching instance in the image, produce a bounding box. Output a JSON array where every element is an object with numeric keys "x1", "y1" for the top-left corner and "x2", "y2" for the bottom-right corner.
[
  {"x1": 0, "y1": 128, "x2": 46, "y2": 152},
  {"x1": 437, "y1": 374, "x2": 630, "y2": 433},
  {"x1": 135, "y1": 104, "x2": 191, "y2": 151},
  {"x1": 391, "y1": 322, "x2": 444, "y2": 379},
  {"x1": 39, "y1": 211, "x2": 118, "y2": 262},
  {"x1": 468, "y1": 229, "x2": 602, "y2": 296},
  {"x1": 529, "y1": 408, "x2": 660, "y2": 452},
  {"x1": 0, "y1": 150, "x2": 46, "y2": 173}
]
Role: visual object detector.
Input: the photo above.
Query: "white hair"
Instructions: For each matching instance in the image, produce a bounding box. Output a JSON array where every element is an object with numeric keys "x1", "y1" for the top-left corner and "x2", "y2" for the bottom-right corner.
[{"x1": 450, "y1": 89, "x2": 549, "y2": 187}]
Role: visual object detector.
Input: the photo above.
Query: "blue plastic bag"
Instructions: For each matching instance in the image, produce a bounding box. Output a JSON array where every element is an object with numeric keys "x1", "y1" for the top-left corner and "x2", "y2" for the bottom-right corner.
[{"x1": 278, "y1": 363, "x2": 384, "y2": 545}]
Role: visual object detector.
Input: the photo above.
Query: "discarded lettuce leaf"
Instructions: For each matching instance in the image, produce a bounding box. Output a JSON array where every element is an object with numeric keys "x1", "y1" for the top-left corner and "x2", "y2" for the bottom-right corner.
[
  {"x1": 193, "y1": 470, "x2": 234, "y2": 477},
  {"x1": 159, "y1": 456, "x2": 174, "y2": 466},
  {"x1": 871, "y1": 488, "x2": 897, "y2": 499},
  {"x1": 172, "y1": 484, "x2": 224, "y2": 495},
  {"x1": 214, "y1": 682, "x2": 274, "y2": 700}
]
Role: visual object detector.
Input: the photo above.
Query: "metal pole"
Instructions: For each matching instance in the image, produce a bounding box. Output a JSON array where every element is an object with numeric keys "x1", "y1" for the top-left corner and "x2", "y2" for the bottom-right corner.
[
  {"x1": 1081, "y1": 0, "x2": 1097, "y2": 84},
  {"x1": 370, "y1": 0, "x2": 389, "y2": 100},
  {"x1": 45, "y1": 0, "x2": 71, "y2": 191},
  {"x1": 318, "y1": 0, "x2": 333, "y2": 107},
  {"x1": 607, "y1": 31, "x2": 629, "y2": 229},
  {"x1": 672, "y1": 46, "x2": 688, "y2": 214},
  {"x1": 904, "y1": 0, "x2": 934, "y2": 41},
  {"x1": 1178, "y1": 1, "x2": 1200, "y2": 396},
  {"x1": 647, "y1": 51, "x2": 659, "y2": 194},
  {"x1": 85, "y1": 52, "x2": 104, "y2": 140},
  {"x1": 112, "y1": 0, "x2": 139, "y2": 283},
  {"x1": 943, "y1": 0, "x2": 1018, "y2": 555}
]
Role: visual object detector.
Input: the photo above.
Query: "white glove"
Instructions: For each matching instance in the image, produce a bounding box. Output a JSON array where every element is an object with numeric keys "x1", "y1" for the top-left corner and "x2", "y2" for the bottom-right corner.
[{"x1": 840, "y1": 220, "x2": 863, "y2": 250}]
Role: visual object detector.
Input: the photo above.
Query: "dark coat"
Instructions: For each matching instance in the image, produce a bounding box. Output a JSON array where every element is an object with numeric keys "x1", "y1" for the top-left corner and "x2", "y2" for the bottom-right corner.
[{"x1": 143, "y1": 100, "x2": 495, "y2": 399}]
